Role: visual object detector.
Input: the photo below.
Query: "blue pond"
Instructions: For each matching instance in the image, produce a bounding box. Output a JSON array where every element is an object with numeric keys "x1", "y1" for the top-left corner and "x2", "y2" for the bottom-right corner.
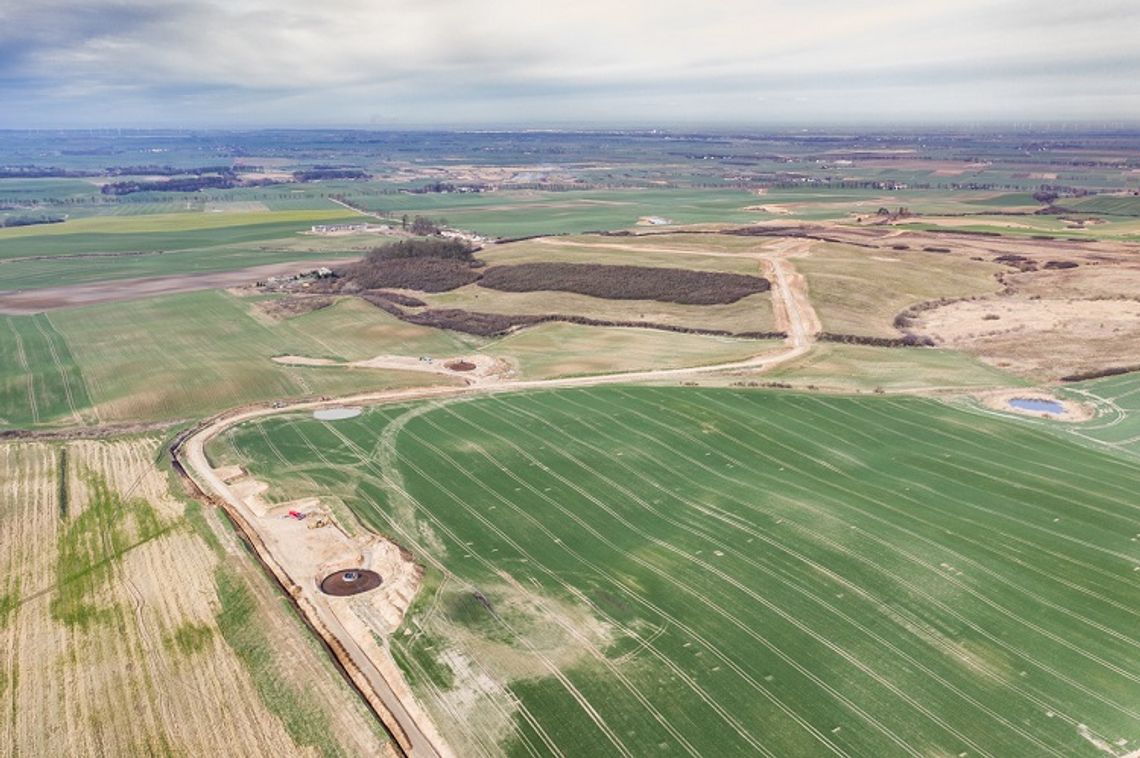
[{"x1": 1008, "y1": 397, "x2": 1065, "y2": 415}]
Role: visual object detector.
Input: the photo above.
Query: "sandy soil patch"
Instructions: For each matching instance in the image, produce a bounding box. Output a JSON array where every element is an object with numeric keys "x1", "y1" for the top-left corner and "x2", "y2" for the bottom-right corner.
[
  {"x1": 278, "y1": 353, "x2": 515, "y2": 385},
  {"x1": 226, "y1": 474, "x2": 423, "y2": 632},
  {"x1": 976, "y1": 389, "x2": 1094, "y2": 422},
  {"x1": 870, "y1": 256, "x2": 902, "y2": 263},
  {"x1": 1006, "y1": 263, "x2": 1140, "y2": 301},
  {"x1": 355, "y1": 354, "x2": 514, "y2": 384},
  {"x1": 920, "y1": 297, "x2": 1140, "y2": 379},
  {"x1": 273, "y1": 354, "x2": 339, "y2": 367},
  {"x1": 314, "y1": 407, "x2": 364, "y2": 421},
  {"x1": 914, "y1": 217, "x2": 1043, "y2": 230}
]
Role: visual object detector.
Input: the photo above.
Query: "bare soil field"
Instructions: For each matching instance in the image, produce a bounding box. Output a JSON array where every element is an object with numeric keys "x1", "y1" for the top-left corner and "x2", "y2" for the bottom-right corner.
[
  {"x1": 0, "y1": 257, "x2": 360, "y2": 314},
  {"x1": 911, "y1": 239, "x2": 1140, "y2": 379},
  {"x1": 0, "y1": 438, "x2": 392, "y2": 756},
  {"x1": 919, "y1": 297, "x2": 1140, "y2": 379}
]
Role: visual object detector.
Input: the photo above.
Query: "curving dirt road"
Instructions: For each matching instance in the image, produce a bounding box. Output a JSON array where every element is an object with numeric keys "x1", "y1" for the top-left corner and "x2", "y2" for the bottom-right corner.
[{"x1": 175, "y1": 246, "x2": 820, "y2": 758}]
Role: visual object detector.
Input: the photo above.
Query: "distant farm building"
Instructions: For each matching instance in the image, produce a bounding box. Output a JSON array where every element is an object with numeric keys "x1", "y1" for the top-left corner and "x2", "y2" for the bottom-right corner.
[{"x1": 311, "y1": 223, "x2": 368, "y2": 233}]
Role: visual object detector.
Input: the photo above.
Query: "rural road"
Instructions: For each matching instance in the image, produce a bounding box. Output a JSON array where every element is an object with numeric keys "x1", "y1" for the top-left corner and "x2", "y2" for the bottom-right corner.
[{"x1": 176, "y1": 245, "x2": 820, "y2": 757}]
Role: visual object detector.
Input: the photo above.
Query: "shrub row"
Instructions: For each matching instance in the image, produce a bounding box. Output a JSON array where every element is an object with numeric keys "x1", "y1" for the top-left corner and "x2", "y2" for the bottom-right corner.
[
  {"x1": 1060, "y1": 365, "x2": 1140, "y2": 382},
  {"x1": 362, "y1": 299, "x2": 786, "y2": 340},
  {"x1": 359, "y1": 290, "x2": 427, "y2": 307},
  {"x1": 819, "y1": 332, "x2": 935, "y2": 348}
]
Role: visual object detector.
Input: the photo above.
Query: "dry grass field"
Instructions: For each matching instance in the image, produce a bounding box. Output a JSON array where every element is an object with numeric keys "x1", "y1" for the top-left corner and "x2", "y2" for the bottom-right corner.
[
  {"x1": 795, "y1": 243, "x2": 1003, "y2": 337},
  {"x1": 487, "y1": 235, "x2": 778, "y2": 272},
  {"x1": 412, "y1": 286, "x2": 776, "y2": 335},
  {"x1": 760, "y1": 343, "x2": 1027, "y2": 392},
  {"x1": 913, "y1": 249, "x2": 1140, "y2": 380},
  {"x1": 0, "y1": 437, "x2": 391, "y2": 756},
  {"x1": 480, "y1": 323, "x2": 777, "y2": 378}
]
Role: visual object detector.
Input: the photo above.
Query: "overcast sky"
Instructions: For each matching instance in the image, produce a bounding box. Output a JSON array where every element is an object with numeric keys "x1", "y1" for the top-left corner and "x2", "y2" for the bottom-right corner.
[{"x1": 1, "y1": 0, "x2": 1137, "y2": 128}]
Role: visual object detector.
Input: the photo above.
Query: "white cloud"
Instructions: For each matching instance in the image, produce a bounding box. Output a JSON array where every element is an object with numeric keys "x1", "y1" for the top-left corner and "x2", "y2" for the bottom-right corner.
[{"x1": 0, "y1": 0, "x2": 1136, "y2": 125}]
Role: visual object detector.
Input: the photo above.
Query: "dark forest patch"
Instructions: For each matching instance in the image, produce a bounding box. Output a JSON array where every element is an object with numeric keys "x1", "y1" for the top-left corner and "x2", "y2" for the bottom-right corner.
[
  {"x1": 329, "y1": 238, "x2": 483, "y2": 293},
  {"x1": 478, "y1": 263, "x2": 769, "y2": 305}
]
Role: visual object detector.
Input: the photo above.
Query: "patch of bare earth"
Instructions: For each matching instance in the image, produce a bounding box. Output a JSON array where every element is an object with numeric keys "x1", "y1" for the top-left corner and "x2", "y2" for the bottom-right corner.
[
  {"x1": 210, "y1": 465, "x2": 452, "y2": 757},
  {"x1": 254, "y1": 296, "x2": 334, "y2": 321},
  {"x1": 915, "y1": 248, "x2": 1140, "y2": 379},
  {"x1": 919, "y1": 298, "x2": 1140, "y2": 379},
  {"x1": 274, "y1": 353, "x2": 514, "y2": 385}
]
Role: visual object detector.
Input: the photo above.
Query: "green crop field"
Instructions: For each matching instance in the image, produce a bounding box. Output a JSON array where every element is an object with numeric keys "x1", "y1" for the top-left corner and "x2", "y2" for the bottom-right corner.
[
  {"x1": 0, "y1": 314, "x2": 94, "y2": 426},
  {"x1": 480, "y1": 324, "x2": 774, "y2": 378},
  {"x1": 1063, "y1": 195, "x2": 1140, "y2": 217},
  {"x1": 361, "y1": 189, "x2": 770, "y2": 237},
  {"x1": 0, "y1": 209, "x2": 360, "y2": 260},
  {"x1": 1063, "y1": 373, "x2": 1140, "y2": 461},
  {"x1": 0, "y1": 293, "x2": 471, "y2": 428},
  {"x1": 0, "y1": 244, "x2": 362, "y2": 292},
  {"x1": 764, "y1": 343, "x2": 1025, "y2": 392},
  {"x1": 215, "y1": 386, "x2": 1140, "y2": 757}
]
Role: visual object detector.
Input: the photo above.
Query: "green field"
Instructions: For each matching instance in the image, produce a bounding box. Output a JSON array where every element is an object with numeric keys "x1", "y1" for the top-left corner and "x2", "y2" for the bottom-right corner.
[
  {"x1": 480, "y1": 324, "x2": 775, "y2": 378},
  {"x1": 1063, "y1": 373, "x2": 1140, "y2": 460},
  {"x1": 0, "y1": 208, "x2": 366, "y2": 291},
  {"x1": 0, "y1": 293, "x2": 472, "y2": 428},
  {"x1": 361, "y1": 189, "x2": 769, "y2": 237},
  {"x1": 0, "y1": 314, "x2": 94, "y2": 426},
  {"x1": 1063, "y1": 195, "x2": 1140, "y2": 217},
  {"x1": 216, "y1": 387, "x2": 1140, "y2": 757},
  {"x1": 0, "y1": 209, "x2": 360, "y2": 257},
  {"x1": 0, "y1": 244, "x2": 363, "y2": 292},
  {"x1": 764, "y1": 343, "x2": 1025, "y2": 391}
]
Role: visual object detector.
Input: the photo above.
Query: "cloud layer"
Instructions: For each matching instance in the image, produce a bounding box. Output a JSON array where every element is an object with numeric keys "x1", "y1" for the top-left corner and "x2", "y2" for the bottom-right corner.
[{"x1": 1, "y1": 0, "x2": 1137, "y2": 127}]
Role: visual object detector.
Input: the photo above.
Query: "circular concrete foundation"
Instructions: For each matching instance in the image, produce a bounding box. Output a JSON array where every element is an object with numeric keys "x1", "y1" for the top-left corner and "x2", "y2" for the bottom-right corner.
[{"x1": 319, "y1": 568, "x2": 382, "y2": 596}]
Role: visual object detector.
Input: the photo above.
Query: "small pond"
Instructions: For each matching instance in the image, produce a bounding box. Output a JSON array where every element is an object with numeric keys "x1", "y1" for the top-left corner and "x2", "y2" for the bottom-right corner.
[
  {"x1": 313, "y1": 407, "x2": 362, "y2": 421},
  {"x1": 1008, "y1": 397, "x2": 1065, "y2": 415}
]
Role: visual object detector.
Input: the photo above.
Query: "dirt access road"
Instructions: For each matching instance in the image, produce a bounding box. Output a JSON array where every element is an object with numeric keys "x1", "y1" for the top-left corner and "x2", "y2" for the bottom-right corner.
[{"x1": 176, "y1": 243, "x2": 819, "y2": 758}]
